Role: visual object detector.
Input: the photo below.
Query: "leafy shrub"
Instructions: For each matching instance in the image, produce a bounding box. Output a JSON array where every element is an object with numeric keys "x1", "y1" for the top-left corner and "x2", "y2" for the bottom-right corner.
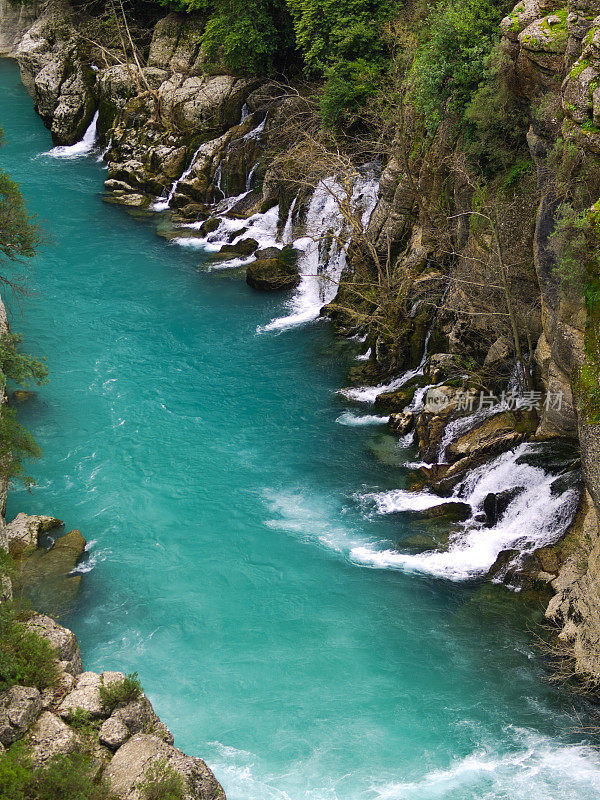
[
  {"x1": 99, "y1": 671, "x2": 143, "y2": 712},
  {"x1": 139, "y1": 759, "x2": 185, "y2": 800},
  {"x1": 320, "y1": 58, "x2": 382, "y2": 129},
  {"x1": 0, "y1": 335, "x2": 47, "y2": 392},
  {"x1": 409, "y1": 0, "x2": 514, "y2": 133},
  {"x1": 462, "y1": 46, "x2": 529, "y2": 175},
  {"x1": 0, "y1": 745, "x2": 114, "y2": 800},
  {"x1": 0, "y1": 605, "x2": 59, "y2": 692},
  {"x1": 0, "y1": 407, "x2": 42, "y2": 488},
  {"x1": 63, "y1": 707, "x2": 95, "y2": 729}
]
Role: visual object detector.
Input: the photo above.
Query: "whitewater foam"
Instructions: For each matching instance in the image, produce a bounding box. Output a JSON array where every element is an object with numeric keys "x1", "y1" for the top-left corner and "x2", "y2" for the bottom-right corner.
[
  {"x1": 352, "y1": 445, "x2": 579, "y2": 580},
  {"x1": 372, "y1": 729, "x2": 600, "y2": 800},
  {"x1": 258, "y1": 170, "x2": 380, "y2": 333},
  {"x1": 43, "y1": 111, "x2": 98, "y2": 159},
  {"x1": 336, "y1": 412, "x2": 389, "y2": 427}
]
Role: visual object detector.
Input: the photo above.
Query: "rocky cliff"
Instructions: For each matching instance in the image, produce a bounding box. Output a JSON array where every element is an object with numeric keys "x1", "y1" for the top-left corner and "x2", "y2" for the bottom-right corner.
[{"x1": 3, "y1": 0, "x2": 600, "y2": 691}]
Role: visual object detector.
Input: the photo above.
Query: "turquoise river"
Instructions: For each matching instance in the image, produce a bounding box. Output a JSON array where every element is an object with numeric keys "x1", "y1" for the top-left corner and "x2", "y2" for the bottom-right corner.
[{"x1": 2, "y1": 58, "x2": 600, "y2": 800}]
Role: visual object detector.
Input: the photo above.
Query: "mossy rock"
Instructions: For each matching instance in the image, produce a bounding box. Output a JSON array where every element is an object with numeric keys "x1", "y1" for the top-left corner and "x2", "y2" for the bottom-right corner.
[
  {"x1": 373, "y1": 378, "x2": 420, "y2": 412},
  {"x1": 199, "y1": 217, "x2": 221, "y2": 236},
  {"x1": 246, "y1": 258, "x2": 300, "y2": 291},
  {"x1": 218, "y1": 238, "x2": 259, "y2": 257}
]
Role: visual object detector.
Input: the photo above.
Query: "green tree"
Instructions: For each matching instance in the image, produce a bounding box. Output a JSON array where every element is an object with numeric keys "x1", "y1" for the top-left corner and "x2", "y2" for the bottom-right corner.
[
  {"x1": 0, "y1": 128, "x2": 47, "y2": 486},
  {"x1": 409, "y1": 0, "x2": 514, "y2": 133}
]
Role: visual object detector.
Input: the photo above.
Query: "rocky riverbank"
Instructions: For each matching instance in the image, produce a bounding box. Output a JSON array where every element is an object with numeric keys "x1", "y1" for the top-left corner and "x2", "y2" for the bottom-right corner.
[{"x1": 2, "y1": 0, "x2": 600, "y2": 736}]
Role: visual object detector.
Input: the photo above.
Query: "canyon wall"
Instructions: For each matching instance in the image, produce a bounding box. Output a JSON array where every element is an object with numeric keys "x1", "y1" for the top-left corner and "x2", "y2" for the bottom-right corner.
[{"x1": 3, "y1": 0, "x2": 600, "y2": 686}]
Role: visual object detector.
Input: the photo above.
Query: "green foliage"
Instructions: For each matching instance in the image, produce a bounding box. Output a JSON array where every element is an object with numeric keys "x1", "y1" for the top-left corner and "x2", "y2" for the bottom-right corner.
[
  {"x1": 0, "y1": 604, "x2": 59, "y2": 692},
  {"x1": 0, "y1": 407, "x2": 42, "y2": 488},
  {"x1": 462, "y1": 46, "x2": 529, "y2": 175},
  {"x1": 0, "y1": 745, "x2": 114, "y2": 800},
  {"x1": 99, "y1": 671, "x2": 143, "y2": 712},
  {"x1": 0, "y1": 334, "x2": 47, "y2": 393},
  {"x1": 63, "y1": 707, "x2": 95, "y2": 729},
  {"x1": 0, "y1": 136, "x2": 47, "y2": 488},
  {"x1": 551, "y1": 202, "x2": 600, "y2": 289},
  {"x1": 320, "y1": 58, "x2": 381, "y2": 129},
  {"x1": 0, "y1": 168, "x2": 41, "y2": 267},
  {"x1": 576, "y1": 360, "x2": 600, "y2": 423},
  {"x1": 0, "y1": 742, "x2": 31, "y2": 800},
  {"x1": 500, "y1": 158, "x2": 534, "y2": 192},
  {"x1": 200, "y1": 0, "x2": 292, "y2": 74},
  {"x1": 409, "y1": 0, "x2": 514, "y2": 134},
  {"x1": 139, "y1": 759, "x2": 185, "y2": 800},
  {"x1": 166, "y1": 0, "x2": 294, "y2": 74},
  {"x1": 286, "y1": 0, "x2": 389, "y2": 74}
]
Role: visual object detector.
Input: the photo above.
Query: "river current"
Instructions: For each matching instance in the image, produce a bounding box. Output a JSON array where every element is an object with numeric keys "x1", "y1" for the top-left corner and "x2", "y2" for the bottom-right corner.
[{"x1": 2, "y1": 59, "x2": 600, "y2": 800}]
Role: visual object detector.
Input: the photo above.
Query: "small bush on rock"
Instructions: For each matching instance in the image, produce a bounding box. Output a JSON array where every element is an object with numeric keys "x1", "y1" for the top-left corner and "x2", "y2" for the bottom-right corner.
[
  {"x1": 139, "y1": 759, "x2": 185, "y2": 800},
  {"x1": 99, "y1": 671, "x2": 142, "y2": 712},
  {"x1": 0, "y1": 605, "x2": 58, "y2": 692},
  {"x1": 64, "y1": 706, "x2": 95, "y2": 730},
  {"x1": 0, "y1": 745, "x2": 114, "y2": 800}
]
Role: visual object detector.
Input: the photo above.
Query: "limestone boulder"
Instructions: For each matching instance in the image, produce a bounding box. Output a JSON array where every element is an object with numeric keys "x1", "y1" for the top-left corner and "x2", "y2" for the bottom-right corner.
[
  {"x1": 0, "y1": 686, "x2": 42, "y2": 745},
  {"x1": 19, "y1": 528, "x2": 86, "y2": 613},
  {"x1": 27, "y1": 711, "x2": 78, "y2": 765},
  {"x1": 104, "y1": 733, "x2": 226, "y2": 800},
  {"x1": 159, "y1": 75, "x2": 255, "y2": 133},
  {"x1": 389, "y1": 411, "x2": 414, "y2": 435},
  {"x1": 99, "y1": 716, "x2": 130, "y2": 751},
  {"x1": 447, "y1": 411, "x2": 537, "y2": 462},
  {"x1": 58, "y1": 671, "x2": 105, "y2": 718},
  {"x1": 5, "y1": 513, "x2": 63, "y2": 556},
  {"x1": 246, "y1": 256, "x2": 300, "y2": 291},
  {"x1": 25, "y1": 614, "x2": 83, "y2": 677}
]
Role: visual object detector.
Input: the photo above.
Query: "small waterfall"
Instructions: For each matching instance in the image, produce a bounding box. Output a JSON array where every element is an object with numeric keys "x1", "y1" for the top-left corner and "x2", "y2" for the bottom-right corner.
[
  {"x1": 240, "y1": 103, "x2": 249, "y2": 122},
  {"x1": 152, "y1": 145, "x2": 203, "y2": 211},
  {"x1": 97, "y1": 136, "x2": 112, "y2": 164},
  {"x1": 339, "y1": 323, "x2": 434, "y2": 404},
  {"x1": 213, "y1": 159, "x2": 227, "y2": 201},
  {"x1": 352, "y1": 444, "x2": 579, "y2": 580},
  {"x1": 245, "y1": 162, "x2": 258, "y2": 192},
  {"x1": 282, "y1": 197, "x2": 297, "y2": 244},
  {"x1": 43, "y1": 111, "x2": 99, "y2": 159},
  {"x1": 243, "y1": 116, "x2": 267, "y2": 141},
  {"x1": 259, "y1": 170, "x2": 380, "y2": 333}
]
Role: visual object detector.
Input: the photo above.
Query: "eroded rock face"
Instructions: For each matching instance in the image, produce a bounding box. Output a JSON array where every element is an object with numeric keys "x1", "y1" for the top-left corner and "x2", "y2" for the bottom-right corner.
[
  {"x1": 25, "y1": 613, "x2": 83, "y2": 677},
  {"x1": 16, "y1": 4, "x2": 96, "y2": 144},
  {"x1": 5, "y1": 513, "x2": 63, "y2": 556},
  {"x1": 28, "y1": 711, "x2": 78, "y2": 764},
  {"x1": 0, "y1": 686, "x2": 42, "y2": 745},
  {"x1": 104, "y1": 734, "x2": 226, "y2": 800}
]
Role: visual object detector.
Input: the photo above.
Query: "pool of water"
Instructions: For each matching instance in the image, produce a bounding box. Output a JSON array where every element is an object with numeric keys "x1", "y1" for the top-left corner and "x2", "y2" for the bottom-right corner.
[{"x1": 1, "y1": 58, "x2": 600, "y2": 800}]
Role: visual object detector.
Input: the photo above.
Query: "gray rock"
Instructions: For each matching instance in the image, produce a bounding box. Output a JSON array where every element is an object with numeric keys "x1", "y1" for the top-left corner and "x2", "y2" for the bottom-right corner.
[
  {"x1": 0, "y1": 686, "x2": 42, "y2": 745},
  {"x1": 113, "y1": 694, "x2": 173, "y2": 744},
  {"x1": 28, "y1": 711, "x2": 78, "y2": 765},
  {"x1": 99, "y1": 716, "x2": 130, "y2": 750},
  {"x1": 58, "y1": 671, "x2": 105, "y2": 718},
  {"x1": 25, "y1": 614, "x2": 83, "y2": 676},
  {"x1": 104, "y1": 733, "x2": 226, "y2": 800},
  {"x1": 5, "y1": 513, "x2": 63, "y2": 556}
]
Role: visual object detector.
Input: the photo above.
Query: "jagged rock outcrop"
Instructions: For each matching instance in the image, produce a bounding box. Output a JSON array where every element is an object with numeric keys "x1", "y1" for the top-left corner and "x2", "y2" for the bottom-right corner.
[
  {"x1": 5, "y1": 512, "x2": 63, "y2": 556},
  {"x1": 0, "y1": 612, "x2": 226, "y2": 799}
]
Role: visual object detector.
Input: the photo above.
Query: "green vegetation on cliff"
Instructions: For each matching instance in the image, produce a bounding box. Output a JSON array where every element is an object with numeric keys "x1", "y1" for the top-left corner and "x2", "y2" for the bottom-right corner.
[
  {"x1": 0, "y1": 133, "x2": 47, "y2": 486},
  {"x1": 0, "y1": 744, "x2": 114, "y2": 800}
]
